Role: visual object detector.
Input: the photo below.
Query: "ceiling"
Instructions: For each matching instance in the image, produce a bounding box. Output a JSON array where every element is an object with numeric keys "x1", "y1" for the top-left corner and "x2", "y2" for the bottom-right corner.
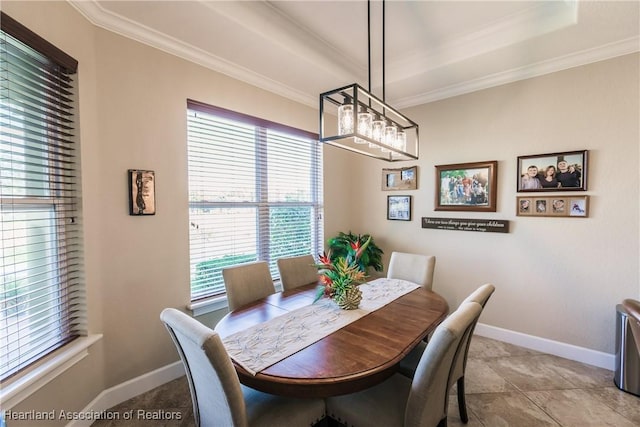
[{"x1": 69, "y1": 1, "x2": 639, "y2": 109}]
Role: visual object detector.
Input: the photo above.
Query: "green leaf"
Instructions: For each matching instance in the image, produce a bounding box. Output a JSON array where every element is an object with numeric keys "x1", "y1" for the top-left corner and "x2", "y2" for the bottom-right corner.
[{"x1": 313, "y1": 285, "x2": 326, "y2": 303}]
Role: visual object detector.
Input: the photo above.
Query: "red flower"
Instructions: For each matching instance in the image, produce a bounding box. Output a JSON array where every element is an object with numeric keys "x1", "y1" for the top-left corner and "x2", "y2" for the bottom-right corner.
[
  {"x1": 320, "y1": 275, "x2": 333, "y2": 285},
  {"x1": 350, "y1": 241, "x2": 360, "y2": 251},
  {"x1": 318, "y1": 251, "x2": 332, "y2": 266}
]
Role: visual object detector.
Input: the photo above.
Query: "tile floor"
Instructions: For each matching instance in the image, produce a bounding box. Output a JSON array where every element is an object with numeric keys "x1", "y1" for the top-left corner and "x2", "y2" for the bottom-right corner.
[{"x1": 91, "y1": 336, "x2": 639, "y2": 427}]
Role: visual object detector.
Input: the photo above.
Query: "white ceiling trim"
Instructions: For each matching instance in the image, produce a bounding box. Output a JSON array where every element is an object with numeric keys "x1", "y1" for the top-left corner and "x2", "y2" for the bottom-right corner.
[
  {"x1": 68, "y1": 0, "x2": 638, "y2": 111},
  {"x1": 198, "y1": 0, "x2": 363, "y2": 82},
  {"x1": 395, "y1": 35, "x2": 640, "y2": 108},
  {"x1": 68, "y1": 0, "x2": 318, "y2": 108},
  {"x1": 389, "y1": 0, "x2": 578, "y2": 82}
]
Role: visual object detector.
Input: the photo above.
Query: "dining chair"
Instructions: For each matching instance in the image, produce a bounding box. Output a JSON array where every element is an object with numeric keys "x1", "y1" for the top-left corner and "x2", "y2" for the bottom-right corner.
[
  {"x1": 622, "y1": 298, "x2": 640, "y2": 355},
  {"x1": 387, "y1": 252, "x2": 436, "y2": 291},
  {"x1": 398, "y1": 283, "x2": 495, "y2": 423},
  {"x1": 222, "y1": 261, "x2": 276, "y2": 311},
  {"x1": 326, "y1": 302, "x2": 483, "y2": 427},
  {"x1": 277, "y1": 254, "x2": 318, "y2": 291},
  {"x1": 160, "y1": 308, "x2": 326, "y2": 427}
]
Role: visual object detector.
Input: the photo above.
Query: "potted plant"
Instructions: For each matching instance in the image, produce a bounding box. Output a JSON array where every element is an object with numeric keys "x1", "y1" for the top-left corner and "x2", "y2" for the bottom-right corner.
[
  {"x1": 314, "y1": 236, "x2": 372, "y2": 310},
  {"x1": 327, "y1": 231, "x2": 383, "y2": 273}
]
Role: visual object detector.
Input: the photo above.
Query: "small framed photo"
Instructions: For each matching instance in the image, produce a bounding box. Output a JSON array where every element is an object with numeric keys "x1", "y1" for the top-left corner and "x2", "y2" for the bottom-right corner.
[
  {"x1": 516, "y1": 196, "x2": 588, "y2": 218},
  {"x1": 550, "y1": 198, "x2": 567, "y2": 215},
  {"x1": 382, "y1": 166, "x2": 417, "y2": 191},
  {"x1": 387, "y1": 195, "x2": 411, "y2": 221},
  {"x1": 435, "y1": 160, "x2": 497, "y2": 212},
  {"x1": 569, "y1": 197, "x2": 588, "y2": 217},
  {"x1": 518, "y1": 198, "x2": 533, "y2": 216},
  {"x1": 128, "y1": 169, "x2": 156, "y2": 215},
  {"x1": 517, "y1": 150, "x2": 587, "y2": 192}
]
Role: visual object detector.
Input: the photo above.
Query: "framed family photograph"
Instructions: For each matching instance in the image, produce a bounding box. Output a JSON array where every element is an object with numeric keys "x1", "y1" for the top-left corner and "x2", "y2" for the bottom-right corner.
[
  {"x1": 382, "y1": 166, "x2": 417, "y2": 191},
  {"x1": 435, "y1": 160, "x2": 498, "y2": 212},
  {"x1": 517, "y1": 150, "x2": 587, "y2": 192},
  {"x1": 387, "y1": 195, "x2": 411, "y2": 221},
  {"x1": 128, "y1": 169, "x2": 156, "y2": 215},
  {"x1": 516, "y1": 195, "x2": 588, "y2": 217}
]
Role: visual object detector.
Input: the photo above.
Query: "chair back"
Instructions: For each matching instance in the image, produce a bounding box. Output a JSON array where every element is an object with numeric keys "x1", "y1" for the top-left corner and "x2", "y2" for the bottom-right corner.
[
  {"x1": 405, "y1": 302, "x2": 483, "y2": 427},
  {"x1": 451, "y1": 284, "x2": 496, "y2": 385},
  {"x1": 387, "y1": 252, "x2": 436, "y2": 291},
  {"x1": 277, "y1": 254, "x2": 318, "y2": 291},
  {"x1": 160, "y1": 308, "x2": 247, "y2": 427},
  {"x1": 222, "y1": 261, "x2": 276, "y2": 310},
  {"x1": 622, "y1": 298, "x2": 640, "y2": 355}
]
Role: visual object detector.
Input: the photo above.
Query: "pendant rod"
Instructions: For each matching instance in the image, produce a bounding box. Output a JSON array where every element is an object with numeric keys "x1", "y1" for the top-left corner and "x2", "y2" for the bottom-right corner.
[
  {"x1": 367, "y1": 0, "x2": 371, "y2": 94},
  {"x1": 382, "y1": 0, "x2": 386, "y2": 103}
]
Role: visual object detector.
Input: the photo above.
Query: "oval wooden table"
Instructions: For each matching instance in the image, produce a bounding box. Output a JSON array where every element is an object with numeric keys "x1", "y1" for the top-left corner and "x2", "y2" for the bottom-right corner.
[{"x1": 214, "y1": 282, "x2": 449, "y2": 398}]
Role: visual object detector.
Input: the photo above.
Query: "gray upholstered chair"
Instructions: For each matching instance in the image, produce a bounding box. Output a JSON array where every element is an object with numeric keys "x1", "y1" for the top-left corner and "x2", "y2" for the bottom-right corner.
[
  {"x1": 277, "y1": 254, "x2": 318, "y2": 291},
  {"x1": 622, "y1": 298, "x2": 640, "y2": 355},
  {"x1": 399, "y1": 283, "x2": 495, "y2": 423},
  {"x1": 160, "y1": 308, "x2": 325, "y2": 427},
  {"x1": 326, "y1": 302, "x2": 483, "y2": 427},
  {"x1": 387, "y1": 252, "x2": 436, "y2": 291},
  {"x1": 222, "y1": 261, "x2": 276, "y2": 311}
]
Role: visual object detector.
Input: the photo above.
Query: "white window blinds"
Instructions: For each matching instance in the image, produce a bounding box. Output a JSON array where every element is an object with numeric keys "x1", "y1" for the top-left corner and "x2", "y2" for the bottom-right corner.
[
  {"x1": 0, "y1": 13, "x2": 84, "y2": 381},
  {"x1": 187, "y1": 100, "x2": 323, "y2": 301}
]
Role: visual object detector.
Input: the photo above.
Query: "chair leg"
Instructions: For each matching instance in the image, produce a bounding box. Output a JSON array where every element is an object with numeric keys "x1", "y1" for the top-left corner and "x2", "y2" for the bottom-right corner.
[
  {"x1": 437, "y1": 416, "x2": 448, "y2": 427},
  {"x1": 457, "y1": 376, "x2": 469, "y2": 423}
]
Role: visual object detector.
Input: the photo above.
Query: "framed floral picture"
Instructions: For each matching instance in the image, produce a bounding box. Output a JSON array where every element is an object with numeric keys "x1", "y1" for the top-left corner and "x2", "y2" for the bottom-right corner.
[{"x1": 435, "y1": 161, "x2": 497, "y2": 212}]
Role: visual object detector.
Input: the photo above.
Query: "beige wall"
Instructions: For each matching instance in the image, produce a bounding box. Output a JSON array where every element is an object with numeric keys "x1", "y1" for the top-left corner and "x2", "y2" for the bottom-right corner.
[
  {"x1": 3, "y1": 1, "x2": 350, "y2": 423},
  {"x1": 347, "y1": 53, "x2": 639, "y2": 354},
  {"x1": 3, "y1": 0, "x2": 638, "y2": 423}
]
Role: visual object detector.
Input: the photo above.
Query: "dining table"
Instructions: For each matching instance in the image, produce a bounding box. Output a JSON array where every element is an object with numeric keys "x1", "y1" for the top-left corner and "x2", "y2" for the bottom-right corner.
[{"x1": 214, "y1": 279, "x2": 449, "y2": 398}]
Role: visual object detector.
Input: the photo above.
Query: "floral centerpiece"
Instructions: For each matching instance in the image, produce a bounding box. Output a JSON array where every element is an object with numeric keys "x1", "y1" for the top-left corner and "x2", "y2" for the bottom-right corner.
[{"x1": 314, "y1": 236, "x2": 372, "y2": 310}]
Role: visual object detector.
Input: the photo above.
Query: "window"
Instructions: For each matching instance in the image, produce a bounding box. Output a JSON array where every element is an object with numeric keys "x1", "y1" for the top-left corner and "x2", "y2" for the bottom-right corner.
[
  {"x1": 0, "y1": 13, "x2": 84, "y2": 381},
  {"x1": 187, "y1": 100, "x2": 323, "y2": 301}
]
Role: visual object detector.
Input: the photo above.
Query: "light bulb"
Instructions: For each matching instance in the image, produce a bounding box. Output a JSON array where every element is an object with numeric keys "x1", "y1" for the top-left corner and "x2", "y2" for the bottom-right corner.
[{"x1": 338, "y1": 104, "x2": 354, "y2": 135}]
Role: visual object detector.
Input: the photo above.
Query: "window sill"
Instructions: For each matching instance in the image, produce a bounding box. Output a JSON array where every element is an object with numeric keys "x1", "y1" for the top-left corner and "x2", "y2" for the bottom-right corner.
[
  {"x1": 188, "y1": 296, "x2": 229, "y2": 316},
  {"x1": 187, "y1": 282, "x2": 284, "y2": 317},
  {"x1": 1, "y1": 334, "x2": 103, "y2": 410}
]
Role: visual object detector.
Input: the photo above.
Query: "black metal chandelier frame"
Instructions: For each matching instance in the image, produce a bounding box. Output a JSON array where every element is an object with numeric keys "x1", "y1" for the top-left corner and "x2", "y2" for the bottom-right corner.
[{"x1": 319, "y1": 0, "x2": 419, "y2": 162}]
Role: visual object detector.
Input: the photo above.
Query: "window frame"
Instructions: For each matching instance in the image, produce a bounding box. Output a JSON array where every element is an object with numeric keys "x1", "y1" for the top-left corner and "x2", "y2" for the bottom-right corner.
[
  {"x1": 1, "y1": 11, "x2": 94, "y2": 404},
  {"x1": 186, "y1": 100, "x2": 323, "y2": 304}
]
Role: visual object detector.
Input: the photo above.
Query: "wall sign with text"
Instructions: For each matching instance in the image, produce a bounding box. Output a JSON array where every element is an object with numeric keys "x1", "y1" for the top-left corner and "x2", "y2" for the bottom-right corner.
[{"x1": 422, "y1": 217, "x2": 509, "y2": 233}]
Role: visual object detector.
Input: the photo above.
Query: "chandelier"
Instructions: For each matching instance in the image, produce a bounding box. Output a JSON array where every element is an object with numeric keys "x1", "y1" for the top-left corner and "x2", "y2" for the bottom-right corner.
[{"x1": 319, "y1": 0, "x2": 419, "y2": 161}]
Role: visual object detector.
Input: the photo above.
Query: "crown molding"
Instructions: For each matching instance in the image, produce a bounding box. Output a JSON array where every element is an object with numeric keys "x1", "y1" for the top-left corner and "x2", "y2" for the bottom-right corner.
[
  {"x1": 388, "y1": 0, "x2": 578, "y2": 83},
  {"x1": 68, "y1": 0, "x2": 319, "y2": 108},
  {"x1": 394, "y1": 36, "x2": 640, "y2": 108},
  {"x1": 68, "y1": 1, "x2": 638, "y2": 110}
]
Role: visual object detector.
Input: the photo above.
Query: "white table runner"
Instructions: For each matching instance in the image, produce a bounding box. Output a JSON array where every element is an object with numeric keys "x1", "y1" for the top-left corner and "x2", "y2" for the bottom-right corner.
[{"x1": 220, "y1": 278, "x2": 420, "y2": 375}]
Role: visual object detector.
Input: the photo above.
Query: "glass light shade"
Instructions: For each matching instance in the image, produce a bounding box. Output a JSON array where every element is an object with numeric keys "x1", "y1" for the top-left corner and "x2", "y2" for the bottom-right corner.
[
  {"x1": 382, "y1": 124, "x2": 397, "y2": 152},
  {"x1": 355, "y1": 111, "x2": 373, "y2": 144},
  {"x1": 396, "y1": 130, "x2": 407, "y2": 152},
  {"x1": 370, "y1": 118, "x2": 385, "y2": 147},
  {"x1": 338, "y1": 104, "x2": 354, "y2": 135}
]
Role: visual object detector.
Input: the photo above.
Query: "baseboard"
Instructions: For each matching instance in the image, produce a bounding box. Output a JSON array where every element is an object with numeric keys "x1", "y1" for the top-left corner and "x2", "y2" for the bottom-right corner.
[
  {"x1": 66, "y1": 324, "x2": 615, "y2": 427},
  {"x1": 474, "y1": 322, "x2": 615, "y2": 371},
  {"x1": 66, "y1": 361, "x2": 184, "y2": 427}
]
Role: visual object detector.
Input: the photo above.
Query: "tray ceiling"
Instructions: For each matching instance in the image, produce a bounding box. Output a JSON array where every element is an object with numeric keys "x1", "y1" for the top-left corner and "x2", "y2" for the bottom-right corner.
[{"x1": 70, "y1": 0, "x2": 640, "y2": 108}]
